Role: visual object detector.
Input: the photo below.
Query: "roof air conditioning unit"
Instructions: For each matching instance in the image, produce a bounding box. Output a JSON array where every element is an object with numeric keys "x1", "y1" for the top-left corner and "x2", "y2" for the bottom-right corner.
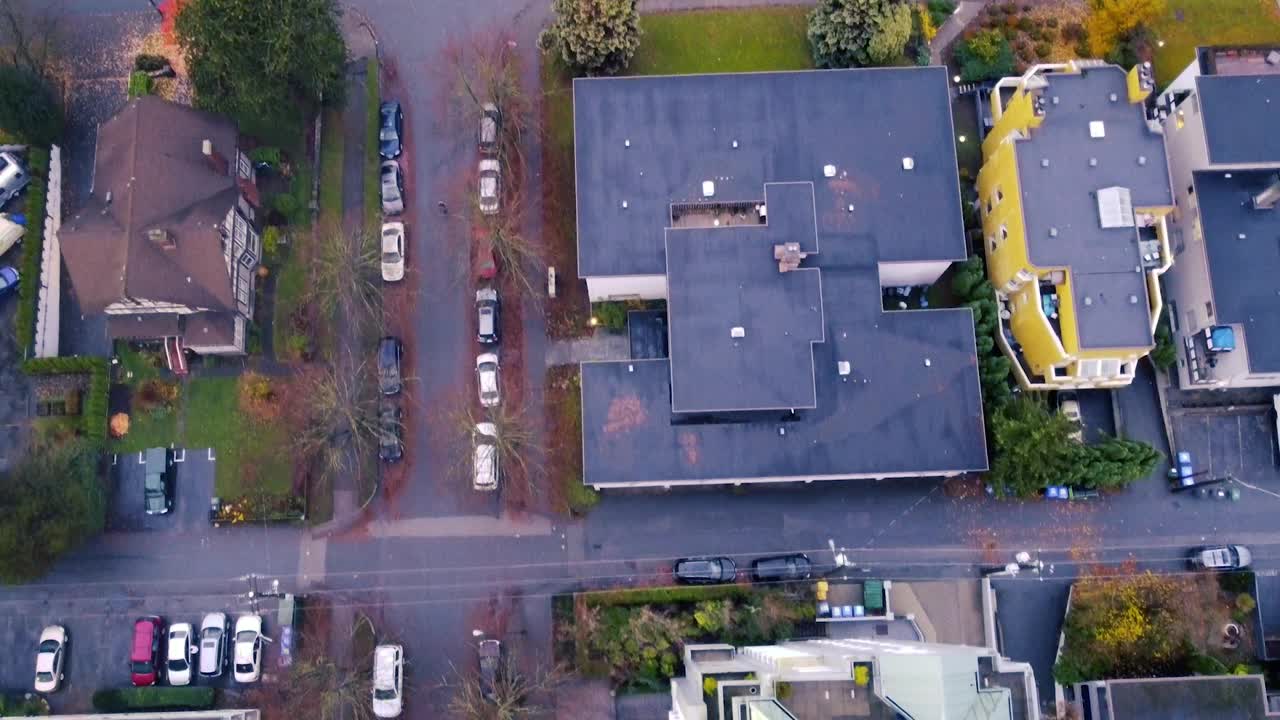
[
  {"x1": 730, "y1": 326, "x2": 746, "y2": 339},
  {"x1": 702, "y1": 180, "x2": 715, "y2": 198}
]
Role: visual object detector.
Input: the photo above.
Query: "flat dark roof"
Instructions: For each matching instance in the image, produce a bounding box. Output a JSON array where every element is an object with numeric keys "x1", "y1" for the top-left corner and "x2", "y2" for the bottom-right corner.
[
  {"x1": 1196, "y1": 74, "x2": 1280, "y2": 165},
  {"x1": 1104, "y1": 676, "x2": 1270, "y2": 720},
  {"x1": 1016, "y1": 67, "x2": 1170, "y2": 350},
  {"x1": 573, "y1": 69, "x2": 967, "y2": 277},
  {"x1": 666, "y1": 183, "x2": 824, "y2": 413},
  {"x1": 1192, "y1": 170, "x2": 1280, "y2": 373}
]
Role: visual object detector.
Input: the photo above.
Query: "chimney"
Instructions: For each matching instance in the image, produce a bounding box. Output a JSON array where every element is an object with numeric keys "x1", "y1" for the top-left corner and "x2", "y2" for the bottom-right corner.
[
  {"x1": 1252, "y1": 174, "x2": 1280, "y2": 210},
  {"x1": 773, "y1": 242, "x2": 808, "y2": 273},
  {"x1": 146, "y1": 227, "x2": 177, "y2": 250},
  {"x1": 202, "y1": 138, "x2": 229, "y2": 176}
]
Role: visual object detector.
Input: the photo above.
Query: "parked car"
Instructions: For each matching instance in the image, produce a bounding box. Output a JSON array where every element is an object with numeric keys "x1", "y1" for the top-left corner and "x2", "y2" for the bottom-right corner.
[
  {"x1": 372, "y1": 644, "x2": 404, "y2": 718},
  {"x1": 472, "y1": 226, "x2": 497, "y2": 281},
  {"x1": 143, "y1": 447, "x2": 174, "y2": 515},
  {"x1": 1058, "y1": 391, "x2": 1083, "y2": 443},
  {"x1": 380, "y1": 222, "x2": 406, "y2": 282},
  {"x1": 0, "y1": 215, "x2": 25, "y2": 258},
  {"x1": 477, "y1": 159, "x2": 500, "y2": 215},
  {"x1": 1189, "y1": 544, "x2": 1252, "y2": 571},
  {"x1": 0, "y1": 152, "x2": 30, "y2": 206},
  {"x1": 478, "y1": 639, "x2": 501, "y2": 701},
  {"x1": 473, "y1": 422, "x2": 498, "y2": 492},
  {"x1": 750, "y1": 554, "x2": 812, "y2": 583},
  {"x1": 379, "y1": 101, "x2": 403, "y2": 159},
  {"x1": 380, "y1": 160, "x2": 404, "y2": 216},
  {"x1": 379, "y1": 401, "x2": 403, "y2": 463},
  {"x1": 33, "y1": 625, "x2": 67, "y2": 693},
  {"x1": 130, "y1": 616, "x2": 164, "y2": 687},
  {"x1": 0, "y1": 265, "x2": 19, "y2": 299},
  {"x1": 378, "y1": 336, "x2": 403, "y2": 396},
  {"x1": 478, "y1": 103, "x2": 501, "y2": 155},
  {"x1": 198, "y1": 612, "x2": 229, "y2": 678},
  {"x1": 674, "y1": 557, "x2": 737, "y2": 585},
  {"x1": 476, "y1": 353, "x2": 500, "y2": 407},
  {"x1": 476, "y1": 288, "x2": 500, "y2": 345},
  {"x1": 166, "y1": 623, "x2": 194, "y2": 686},
  {"x1": 233, "y1": 614, "x2": 264, "y2": 684}
]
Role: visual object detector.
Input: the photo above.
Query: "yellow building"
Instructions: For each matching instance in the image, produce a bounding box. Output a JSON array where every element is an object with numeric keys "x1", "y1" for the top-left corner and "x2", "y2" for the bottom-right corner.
[{"x1": 977, "y1": 61, "x2": 1175, "y2": 389}]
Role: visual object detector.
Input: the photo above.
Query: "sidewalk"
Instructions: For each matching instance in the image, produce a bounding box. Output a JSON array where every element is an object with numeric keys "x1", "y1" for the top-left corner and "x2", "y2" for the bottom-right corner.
[{"x1": 930, "y1": 1, "x2": 989, "y2": 65}]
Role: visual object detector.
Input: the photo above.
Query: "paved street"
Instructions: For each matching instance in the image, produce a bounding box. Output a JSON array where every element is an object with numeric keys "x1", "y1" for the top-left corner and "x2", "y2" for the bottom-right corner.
[{"x1": 7, "y1": 1, "x2": 1280, "y2": 718}]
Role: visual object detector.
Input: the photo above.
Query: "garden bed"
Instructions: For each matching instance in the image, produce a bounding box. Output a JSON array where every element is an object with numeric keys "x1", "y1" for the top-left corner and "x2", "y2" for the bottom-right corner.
[
  {"x1": 554, "y1": 584, "x2": 816, "y2": 691},
  {"x1": 545, "y1": 364, "x2": 596, "y2": 516}
]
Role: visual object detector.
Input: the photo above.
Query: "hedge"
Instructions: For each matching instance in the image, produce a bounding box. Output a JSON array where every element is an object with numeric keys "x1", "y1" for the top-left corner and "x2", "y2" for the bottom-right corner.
[
  {"x1": 13, "y1": 164, "x2": 47, "y2": 354},
  {"x1": 587, "y1": 584, "x2": 754, "y2": 607},
  {"x1": 92, "y1": 687, "x2": 216, "y2": 713},
  {"x1": 23, "y1": 356, "x2": 110, "y2": 442}
]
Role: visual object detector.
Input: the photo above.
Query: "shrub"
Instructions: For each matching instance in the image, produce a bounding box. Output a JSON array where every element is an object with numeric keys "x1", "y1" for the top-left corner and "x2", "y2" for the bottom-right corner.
[
  {"x1": 1187, "y1": 652, "x2": 1229, "y2": 676},
  {"x1": 807, "y1": 0, "x2": 914, "y2": 68},
  {"x1": 92, "y1": 687, "x2": 216, "y2": 713},
  {"x1": 956, "y1": 29, "x2": 1016, "y2": 82},
  {"x1": 135, "y1": 378, "x2": 179, "y2": 414},
  {"x1": 134, "y1": 53, "x2": 170, "y2": 72},
  {"x1": 238, "y1": 371, "x2": 280, "y2": 422},
  {"x1": 14, "y1": 177, "x2": 47, "y2": 352},
  {"x1": 592, "y1": 301, "x2": 629, "y2": 331},
  {"x1": 590, "y1": 585, "x2": 752, "y2": 607},
  {"x1": 127, "y1": 71, "x2": 153, "y2": 99},
  {"x1": 1017, "y1": 16, "x2": 1034, "y2": 32},
  {"x1": 1045, "y1": 16, "x2": 1060, "y2": 28},
  {"x1": 1035, "y1": 42, "x2": 1053, "y2": 58},
  {"x1": 1061, "y1": 21, "x2": 1086, "y2": 43},
  {"x1": 262, "y1": 226, "x2": 283, "y2": 266},
  {"x1": 26, "y1": 146, "x2": 50, "y2": 175},
  {"x1": 0, "y1": 65, "x2": 64, "y2": 146},
  {"x1": 539, "y1": 0, "x2": 642, "y2": 75},
  {"x1": 250, "y1": 146, "x2": 282, "y2": 168}
]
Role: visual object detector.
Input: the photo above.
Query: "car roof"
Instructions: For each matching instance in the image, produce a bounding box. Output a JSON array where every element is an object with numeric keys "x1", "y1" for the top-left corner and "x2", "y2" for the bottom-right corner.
[
  {"x1": 374, "y1": 645, "x2": 401, "y2": 686},
  {"x1": 201, "y1": 612, "x2": 226, "y2": 630},
  {"x1": 235, "y1": 614, "x2": 262, "y2": 633},
  {"x1": 132, "y1": 619, "x2": 156, "y2": 658},
  {"x1": 479, "y1": 158, "x2": 500, "y2": 172}
]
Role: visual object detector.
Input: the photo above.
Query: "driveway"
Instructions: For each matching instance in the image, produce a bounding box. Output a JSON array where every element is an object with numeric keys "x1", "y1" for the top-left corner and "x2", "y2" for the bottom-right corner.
[
  {"x1": 108, "y1": 449, "x2": 214, "y2": 533},
  {"x1": 1171, "y1": 408, "x2": 1280, "y2": 487}
]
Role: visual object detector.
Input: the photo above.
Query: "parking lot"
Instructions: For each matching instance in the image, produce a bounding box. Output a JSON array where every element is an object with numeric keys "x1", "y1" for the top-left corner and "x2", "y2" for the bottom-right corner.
[
  {"x1": 1172, "y1": 408, "x2": 1280, "y2": 486},
  {"x1": 108, "y1": 449, "x2": 214, "y2": 532}
]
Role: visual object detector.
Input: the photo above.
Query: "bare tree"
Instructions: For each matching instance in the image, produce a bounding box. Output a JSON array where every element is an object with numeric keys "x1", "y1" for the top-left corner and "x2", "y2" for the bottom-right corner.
[
  {"x1": 474, "y1": 182, "x2": 544, "y2": 298},
  {"x1": 0, "y1": 0, "x2": 61, "y2": 79},
  {"x1": 439, "y1": 389, "x2": 543, "y2": 500},
  {"x1": 441, "y1": 29, "x2": 532, "y2": 168},
  {"x1": 446, "y1": 652, "x2": 564, "y2": 720},
  {"x1": 306, "y1": 222, "x2": 383, "y2": 331},
  {"x1": 291, "y1": 361, "x2": 384, "y2": 489}
]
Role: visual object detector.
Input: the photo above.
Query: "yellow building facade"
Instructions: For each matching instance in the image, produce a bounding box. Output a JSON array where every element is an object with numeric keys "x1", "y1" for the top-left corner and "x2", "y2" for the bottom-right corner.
[{"x1": 977, "y1": 61, "x2": 1176, "y2": 389}]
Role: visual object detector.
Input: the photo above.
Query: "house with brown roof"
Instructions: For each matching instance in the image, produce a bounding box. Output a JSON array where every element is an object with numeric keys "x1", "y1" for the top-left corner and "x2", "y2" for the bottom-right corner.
[{"x1": 60, "y1": 96, "x2": 262, "y2": 367}]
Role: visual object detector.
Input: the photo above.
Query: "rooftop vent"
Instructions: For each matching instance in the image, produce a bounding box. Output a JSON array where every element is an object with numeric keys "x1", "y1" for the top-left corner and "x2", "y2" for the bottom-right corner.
[
  {"x1": 1097, "y1": 186, "x2": 1135, "y2": 228},
  {"x1": 1138, "y1": 155, "x2": 1147, "y2": 166},
  {"x1": 1251, "y1": 174, "x2": 1280, "y2": 209},
  {"x1": 146, "y1": 227, "x2": 176, "y2": 250},
  {"x1": 1109, "y1": 93, "x2": 1118, "y2": 102},
  {"x1": 902, "y1": 157, "x2": 915, "y2": 170},
  {"x1": 620, "y1": 200, "x2": 628, "y2": 209},
  {"x1": 1089, "y1": 157, "x2": 1098, "y2": 167},
  {"x1": 1041, "y1": 158, "x2": 1050, "y2": 168},
  {"x1": 1089, "y1": 121, "x2": 1106, "y2": 138},
  {"x1": 837, "y1": 361, "x2": 851, "y2": 376},
  {"x1": 774, "y1": 242, "x2": 808, "y2": 272},
  {"x1": 730, "y1": 326, "x2": 746, "y2": 339},
  {"x1": 702, "y1": 180, "x2": 715, "y2": 198},
  {"x1": 1268, "y1": 50, "x2": 1280, "y2": 66},
  {"x1": 1049, "y1": 227, "x2": 1058, "y2": 237},
  {"x1": 823, "y1": 164, "x2": 837, "y2": 178},
  {"x1": 624, "y1": 139, "x2": 630, "y2": 147},
  {"x1": 732, "y1": 140, "x2": 739, "y2": 149}
]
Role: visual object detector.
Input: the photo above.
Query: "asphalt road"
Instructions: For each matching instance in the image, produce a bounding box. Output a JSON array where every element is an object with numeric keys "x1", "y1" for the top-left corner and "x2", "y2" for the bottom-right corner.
[{"x1": 11, "y1": 0, "x2": 1280, "y2": 716}]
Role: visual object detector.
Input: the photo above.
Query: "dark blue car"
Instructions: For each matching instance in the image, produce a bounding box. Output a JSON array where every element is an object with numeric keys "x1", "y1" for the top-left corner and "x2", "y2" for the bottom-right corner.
[
  {"x1": 0, "y1": 265, "x2": 18, "y2": 298},
  {"x1": 379, "y1": 101, "x2": 403, "y2": 159}
]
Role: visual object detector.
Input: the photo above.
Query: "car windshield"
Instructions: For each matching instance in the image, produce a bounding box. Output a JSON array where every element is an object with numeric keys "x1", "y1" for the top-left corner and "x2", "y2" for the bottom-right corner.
[
  {"x1": 480, "y1": 177, "x2": 497, "y2": 197},
  {"x1": 131, "y1": 660, "x2": 153, "y2": 674},
  {"x1": 168, "y1": 657, "x2": 188, "y2": 671},
  {"x1": 374, "y1": 687, "x2": 398, "y2": 700},
  {"x1": 235, "y1": 662, "x2": 253, "y2": 674},
  {"x1": 236, "y1": 630, "x2": 257, "y2": 643},
  {"x1": 36, "y1": 671, "x2": 53, "y2": 683},
  {"x1": 480, "y1": 370, "x2": 497, "y2": 394},
  {"x1": 382, "y1": 251, "x2": 401, "y2": 264},
  {"x1": 380, "y1": 128, "x2": 397, "y2": 141},
  {"x1": 481, "y1": 117, "x2": 496, "y2": 143},
  {"x1": 203, "y1": 626, "x2": 222, "y2": 640},
  {"x1": 38, "y1": 639, "x2": 59, "y2": 653}
]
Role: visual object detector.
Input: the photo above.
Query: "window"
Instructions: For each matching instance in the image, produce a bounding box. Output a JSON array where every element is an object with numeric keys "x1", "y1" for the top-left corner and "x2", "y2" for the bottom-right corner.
[
  {"x1": 1205, "y1": 301, "x2": 1214, "y2": 319},
  {"x1": 1000, "y1": 225, "x2": 1009, "y2": 240},
  {"x1": 239, "y1": 250, "x2": 257, "y2": 269},
  {"x1": 1168, "y1": 302, "x2": 1178, "y2": 331},
  {"x1": 996, "y1": 187, "x2": 1004, "y2": 203},
  {"x1": 989, "y1": 238, "x2": 997, "y2": 252},
  {"x1": 986, "y1": 199, "x2": 993, "y2": 214}
]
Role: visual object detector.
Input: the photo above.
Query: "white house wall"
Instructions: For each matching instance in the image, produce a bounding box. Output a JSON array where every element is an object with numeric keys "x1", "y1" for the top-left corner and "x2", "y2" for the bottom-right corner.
[
  {"x1": 877, "y1": 260, "x2": 951, "y2": 288},
  {"x1": 34, "y1": 145, "x2": 63, "y2": 358},
  {"x1": 585, "y1": 274, "x2": 668, "y2": 302}
]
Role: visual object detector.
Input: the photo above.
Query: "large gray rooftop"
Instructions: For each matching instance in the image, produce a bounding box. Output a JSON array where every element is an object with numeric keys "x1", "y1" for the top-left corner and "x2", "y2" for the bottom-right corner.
[
  {"x1": 1196, "y1": 74, "x2": 1280, "y2": 165},
  {"x1": 1015, "y1": 67, "x2": 1171, "y2": 350},
  {"x1": 1102, "y1": 676, "x2": 1270, "y2": 720},
  {"x1": 573, "y1": 69, "x2": 967, "y2": 277},
  {"x1": 1192, "y1": 170, "x2": 1280, "y2": 373},
  {"x1": 665, "y1": 183, "x2": 824, "y2": 413}
]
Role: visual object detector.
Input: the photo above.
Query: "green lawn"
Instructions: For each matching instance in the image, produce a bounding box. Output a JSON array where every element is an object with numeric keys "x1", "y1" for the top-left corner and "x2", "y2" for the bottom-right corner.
[
  {"x1": 1153, "y1": 0, "x2": 1280, "y2": 87},
  {"x1": 319, "y1": 108, "x2": 345, "y2": 222},
  {"x1": 630, "y1": 8, "x2": 814, "y2": 75},
  {"x1": 114, "y1": 407, "x2": 180, "y2": 454},
  {"x1": 184, "y1": 377, "x2": 293, "y2": 500}
]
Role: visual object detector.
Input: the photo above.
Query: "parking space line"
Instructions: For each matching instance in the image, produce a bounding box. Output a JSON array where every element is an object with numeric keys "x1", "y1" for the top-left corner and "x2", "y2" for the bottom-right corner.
[
  {"x1": 207, "y1": 448, "x2": 216, "y2": 461},
  {"x1": 111, "y1": 453, "x2": 118, "y2": 466},
  {"x1": 137, "y1": 451, "x2": 146, "y2": 464},
  {"x1": 175, "y1": 447, "x2": 186, "y2": 463}
]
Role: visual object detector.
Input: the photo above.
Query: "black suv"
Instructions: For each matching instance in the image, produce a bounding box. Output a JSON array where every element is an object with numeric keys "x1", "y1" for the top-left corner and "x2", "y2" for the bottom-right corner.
[
  {"x1": 674, "y1": 557, "x2": 737, "y2": 585},
  {"x1": 750, "y1": 554, "x2": 812, "y2": 583},
  {"x1": 379, "y1": 101, "x2": 403, "y2": 159},
  {"x1": 377, "y1": 337, "x2": 402, "y2": 395},
  {"x1": 378, "y1": 401, "x2": 403, "y2": 463}
]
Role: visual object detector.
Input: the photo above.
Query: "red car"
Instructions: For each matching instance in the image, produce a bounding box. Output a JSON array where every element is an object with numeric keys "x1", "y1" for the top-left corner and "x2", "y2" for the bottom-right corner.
[{"x1": 130, "y1": 616, "x2": 164, "y2": 686}]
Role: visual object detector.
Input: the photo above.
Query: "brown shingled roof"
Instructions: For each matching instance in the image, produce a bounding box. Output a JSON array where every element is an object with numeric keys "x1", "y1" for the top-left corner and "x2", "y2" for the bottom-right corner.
[{"x1": 61, "y1": 96, "x2": 243, "y2": 313}]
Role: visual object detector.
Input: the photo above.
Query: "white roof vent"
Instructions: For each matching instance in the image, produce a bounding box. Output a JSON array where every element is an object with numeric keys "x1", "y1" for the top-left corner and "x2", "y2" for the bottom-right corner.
[
  {"x1": 1089, "y1": 121, "x2": 1106, "y2": 138},
  {"x1": 730, "y1": 326, "x2": 746, "y2": 339},
  {"x1": 1097, "y1": 186, "x2": 1135, "y2": 228},
  {"x1": 823, "y1": 164, "x2": 837, "y2": 178},
  {"x1": 902, "y1": 157, "x2": 915, "y2": 170},
  {"x1": 702, "y1": 180, "x2": 715, "y2": 198},
  {"x1": 837, "y1": 361, "x2": 851, "y2": 376}
]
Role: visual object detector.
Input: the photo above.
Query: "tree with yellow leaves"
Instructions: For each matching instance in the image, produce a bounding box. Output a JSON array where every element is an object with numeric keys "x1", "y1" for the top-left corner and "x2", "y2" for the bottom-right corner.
[{"x1": 1085, "y1": 0, "x2": 1167, "y2": 58}]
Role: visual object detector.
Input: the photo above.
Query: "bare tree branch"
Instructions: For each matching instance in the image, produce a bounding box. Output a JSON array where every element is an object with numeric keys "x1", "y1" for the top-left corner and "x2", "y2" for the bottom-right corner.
[
  {"x1": 307, "y1": 222, "x2": 383, "y2": 329},
  {"x1": 446, "y1": 653, "x2": 565, "y2": 720},
  {"x1": 0, "y1": 0, "x2": 60, "y2": 78},
  {"x1": 438, "y1": 388, "x2": 544, "y2": 499}
]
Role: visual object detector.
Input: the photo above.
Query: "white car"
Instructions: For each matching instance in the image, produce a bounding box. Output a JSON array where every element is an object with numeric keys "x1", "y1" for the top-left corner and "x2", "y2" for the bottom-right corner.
[
  {"x1": 381, "y1": 222, "x2": 406, "y2": 282},
  {"x1": 473, "y1": 422, "x2": 498, "y2": 492},
  {"x1": 476, "y1": 353, "x2": 500, "y2": 408},
  {"x1": 198, "y1": 612, "x2": 229, "y2": 678},
  {"x1": 478, "y1": 159, "x2": 500, "y2": 215},
  {"x1": 233, "y1": 614, "x2": 264, "y2": 683},
  {"x1": 372, "y1": 644, "x2": 404, "y2": 718},
  {"x1": 34, "y1": 625, "x2": 67, "y2": 693},
  {"x1": 166, "y1": 623, "x2": 194, "y2": 686}
]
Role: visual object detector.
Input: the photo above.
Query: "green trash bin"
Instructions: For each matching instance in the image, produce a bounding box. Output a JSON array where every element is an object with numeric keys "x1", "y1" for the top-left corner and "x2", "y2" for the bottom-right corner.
[{"x1": 863, "y1": 579, "x2": 885, "y2": 613}]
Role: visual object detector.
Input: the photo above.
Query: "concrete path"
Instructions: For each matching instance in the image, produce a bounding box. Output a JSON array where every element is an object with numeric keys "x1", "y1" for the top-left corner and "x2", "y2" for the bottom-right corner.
[
  {"x1": 930, "y1": 1, "x2": 989, "y2": 66},
  {"x1": 638, "y1": 0, "x2": 811, "y2": 10},
  {"x1": 545, "y1": 333, "x2": 630, "y2": 365}
]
